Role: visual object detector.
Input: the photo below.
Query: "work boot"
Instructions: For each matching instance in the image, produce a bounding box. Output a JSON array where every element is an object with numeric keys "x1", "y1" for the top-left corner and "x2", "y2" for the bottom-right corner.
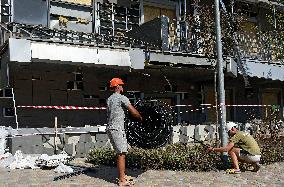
[{"x1": 252, "y1": 162, "x2": 261, "y2": 172}]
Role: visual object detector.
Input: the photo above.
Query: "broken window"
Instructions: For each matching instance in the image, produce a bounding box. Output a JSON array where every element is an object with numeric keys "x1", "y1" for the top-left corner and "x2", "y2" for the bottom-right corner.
[{"x1": 67, "y1": 72, "x2": 84, "y2": 90}]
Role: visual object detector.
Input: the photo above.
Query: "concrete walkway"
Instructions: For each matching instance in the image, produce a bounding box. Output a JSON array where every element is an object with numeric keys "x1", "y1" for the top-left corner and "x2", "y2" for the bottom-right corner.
[{"x1": 0, "y1": 159, "x2": 283, "y2": 187}]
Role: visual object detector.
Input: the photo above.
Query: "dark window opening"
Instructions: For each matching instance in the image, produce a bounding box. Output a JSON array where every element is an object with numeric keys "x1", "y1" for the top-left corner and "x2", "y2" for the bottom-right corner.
[
  {"x1": 75, "y1": 73, "x2": 83, "y2": 81},
  {"x1": 4, "y1": 88, "x2": 13, "y2": 97},
  {"x1": 76, "y1": 81, "x2": 84, "y2": 90},
  {"x1": 32, "y1": 75, "x2": 41, "y2": 80},
  {"x1": 99, "y1": 86, "x2": 108, "y2": 91},
  {"x1": 164, "y1": 85, "x2": 177, "y2": 92},
  {"x1": 3, "y1": 108, "x2": 14, "y2": 117},
  {"x1": 0, "y1": 90, "x2": 3, "y2": 97},
  {"x1": 99, "y1": 99, "x2": 106, "y2": 105},
  {"x1": 183, "y1": 93, "x2": 189, "y2": 99},
  {"x1": 67, "y1": 81, "x2": 75, "y2": 90}
]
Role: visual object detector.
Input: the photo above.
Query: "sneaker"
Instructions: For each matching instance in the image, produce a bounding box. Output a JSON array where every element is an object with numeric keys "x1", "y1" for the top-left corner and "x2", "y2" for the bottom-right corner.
[
  {"x1": 252, "y1": 162, "x2": 261, "y2": 172},
  {"x1": 226, "y1": 169, "x2": 241, "y2": 174}
]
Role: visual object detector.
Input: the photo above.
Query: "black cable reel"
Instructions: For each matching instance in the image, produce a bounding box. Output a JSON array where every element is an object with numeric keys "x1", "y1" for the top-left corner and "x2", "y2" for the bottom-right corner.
[{"x1": 125, "y1": 99, "x2": 173, "y2": 149}]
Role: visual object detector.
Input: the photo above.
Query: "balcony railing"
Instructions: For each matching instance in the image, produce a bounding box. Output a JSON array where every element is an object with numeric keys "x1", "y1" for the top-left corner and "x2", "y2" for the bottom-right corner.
[{"x1": 1, "y1": 19, "x2": 284, "y2": 65}]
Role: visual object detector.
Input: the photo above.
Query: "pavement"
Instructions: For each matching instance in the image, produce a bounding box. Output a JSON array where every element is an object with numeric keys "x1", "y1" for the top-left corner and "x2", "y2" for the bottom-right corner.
[{"x1": 0, "y1": 159, "x2": 283, "y2": 187}]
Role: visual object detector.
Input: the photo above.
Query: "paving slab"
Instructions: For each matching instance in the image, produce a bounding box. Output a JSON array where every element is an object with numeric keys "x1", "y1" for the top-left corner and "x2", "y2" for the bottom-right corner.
[{"x1": 0, "y1": 159, "x2": 283, "y2": 187}]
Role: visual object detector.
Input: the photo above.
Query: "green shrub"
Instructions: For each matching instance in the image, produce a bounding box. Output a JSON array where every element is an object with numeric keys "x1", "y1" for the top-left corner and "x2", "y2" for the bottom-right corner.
[
  {"x1": 258, "y1": 136, "x2": 284, "y2": 164},
  {"x1": 87, "y1": 136, "x2": 284, "y2": 171}
]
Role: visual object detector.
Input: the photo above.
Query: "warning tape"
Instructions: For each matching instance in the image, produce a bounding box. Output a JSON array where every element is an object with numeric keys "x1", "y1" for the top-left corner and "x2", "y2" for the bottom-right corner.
[
  {"x1": 174, "y1": 104, "x2": 274, "y2": 107},
  {"x1": 173, "y1": 104, "x2": 280, "y2": 114},
  {"x1": 16, "y1": 104, "x2": 278, "y2": 111},
  {"x1": 17, "y1": 106, "x2": 107, "y2": 110}
]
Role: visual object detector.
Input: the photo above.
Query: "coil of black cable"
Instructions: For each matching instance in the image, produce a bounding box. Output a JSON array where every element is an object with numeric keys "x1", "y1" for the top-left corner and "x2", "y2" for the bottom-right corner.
[{"x1": 125, "y1": 99, "x2": 173, "y2": 149}]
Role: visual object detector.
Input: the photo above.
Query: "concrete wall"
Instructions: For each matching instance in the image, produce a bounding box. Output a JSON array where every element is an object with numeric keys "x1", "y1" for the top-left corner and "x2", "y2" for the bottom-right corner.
[{"x1": 5, "y1": 124, "x2": 220, "y2": 156}]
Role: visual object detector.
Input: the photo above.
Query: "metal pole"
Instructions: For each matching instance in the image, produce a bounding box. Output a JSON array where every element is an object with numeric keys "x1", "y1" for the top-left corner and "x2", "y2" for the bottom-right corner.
[
  {"x1": 214, "y1": 0, "x2": 227, "y2": 149},
  {"x1": 273, "y1": 5, "x2": 277, "y2": 30},
  {"x1": 54, "y1": 116, "x2": 58, "y2": 154}
]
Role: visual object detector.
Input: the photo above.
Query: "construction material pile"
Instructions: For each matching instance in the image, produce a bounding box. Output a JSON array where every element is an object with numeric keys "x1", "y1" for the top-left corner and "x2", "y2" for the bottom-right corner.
[
  {"x1": 0, "y1": 150, "x2": 72, "y2": 170},
  {"x1": 125, "y1": 99, "x2": 173, "y2": 149},
  {"x1": 0, "y1": 127, "x2": 8, "y2": 155}
]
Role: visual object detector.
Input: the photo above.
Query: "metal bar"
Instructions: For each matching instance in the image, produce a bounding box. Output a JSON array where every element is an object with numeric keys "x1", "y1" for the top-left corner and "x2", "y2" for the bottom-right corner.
[
  {"x1": 54, "y1": 116, "x2": 58, "y2": 154},
  {"x1": 139, "y1": 0, "x2": 144, "y2": 25},
  {"x1": 11, "y1": 88, "x2": 19, "y2": 129},
  {"x1": 111, "y1": 3, "x2": 114, "y2": 37},
  {"x1": 214, "y1": 0, "x2": 227, "y2": 150}
]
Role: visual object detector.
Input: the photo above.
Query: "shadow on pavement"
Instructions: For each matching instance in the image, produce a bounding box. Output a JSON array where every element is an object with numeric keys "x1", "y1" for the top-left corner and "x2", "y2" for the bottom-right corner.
[{"x1": 86, "y1": 165, "x2": 144, "y2": 184}]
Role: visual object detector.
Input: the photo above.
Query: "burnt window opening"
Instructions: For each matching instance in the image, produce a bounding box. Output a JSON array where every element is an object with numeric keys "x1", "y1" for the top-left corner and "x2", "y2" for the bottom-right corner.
[
  {"x1": 67, "y1": 81, "x2": 84, "y2": 90},
  {"x1": 99, "y1": 99, "x2": 106, "y2": 105},
  {"x1": 67, "y1": 72, "x2": 84, "y2": 90},
  {"x1": 164, "y1": 85, "x2": 177, "y2": 92},
  {"x1": 4, "y1": 88, "x2": 13, "y2": 97},
  {"x1": 67, "y1": 81, "x2": 75, "y2": 90},
  {"x1": 99, "y1": 86, "x2": 108, "y2": 91},
  {"x1": 3, "y1": 107, "x2": 14, "y2": 117},
  {"x1": 76, "y1": 81, "x2": 84, "y2": 90},
  {"x1": 32, "y1": 75, "x2": 41, "y2": 80},
  {"x1": 75, "y1": 73, "x2": 83, "y2": 81}
]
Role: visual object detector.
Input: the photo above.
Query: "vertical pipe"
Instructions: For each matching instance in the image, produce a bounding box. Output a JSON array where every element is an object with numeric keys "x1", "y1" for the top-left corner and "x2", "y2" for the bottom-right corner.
[
  {"x1": 54, "y1": 116, "x2": 58, "y2": 154},
  {"x1": 176, "y1": 94, "x2": 181, "y2": 124},
  {"x1": 214, "y1": 0, "x2": 227, "y2": 149},
  {"x1": 214, "y1": 70, "x2": 219, "y2": 142},
  {"x1": 273, "y1": 5, "x2": 277, "y2": 30},
  {"x1": 126, "y1": 7, "x2": 128, "y2": 30},
  {"x1": 92, "y1": 0, "x2": 96, "y2": 33},
  {"x1": 11, "y1": 88, "x2": 19, "y2": 129},
  {"x1": 184, "y1": 0, "x2": 187, "y2": 21},
  {"x1": 111, "y1": 3, "x2": 114, "y2": 37},
  {"x1": 139, "y1": 0, "x2": 144, "y2": 25},
  {"x1": 47, "y1": 0, "x2": 50, "y2": 28}
]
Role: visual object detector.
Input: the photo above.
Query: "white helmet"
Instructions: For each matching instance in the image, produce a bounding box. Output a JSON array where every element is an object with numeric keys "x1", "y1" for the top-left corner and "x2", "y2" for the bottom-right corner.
[{"x1": 226, "y1": 121, "x2": 238, "y2": 132}]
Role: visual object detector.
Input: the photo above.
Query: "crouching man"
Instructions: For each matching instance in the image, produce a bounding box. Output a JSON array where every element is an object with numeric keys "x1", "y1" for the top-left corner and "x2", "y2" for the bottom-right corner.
[{"x1": 207, "y1": 122, "x2": 261, "y2": 174}]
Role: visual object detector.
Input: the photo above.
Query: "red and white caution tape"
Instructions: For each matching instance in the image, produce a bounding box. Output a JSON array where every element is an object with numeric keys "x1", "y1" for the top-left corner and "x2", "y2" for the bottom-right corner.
[
  {"x1": 17, "y1": 106, "x2": 107, "y2": 110},
  {"x1": 16, "y1": 104, "x2": 278, "y2": 111},
  {"x1": 173, "y1": 104, "x2": 279, "y2": 114},
  {"x1": 173, "y1": 104, "x2": 274, "y2": 108}
]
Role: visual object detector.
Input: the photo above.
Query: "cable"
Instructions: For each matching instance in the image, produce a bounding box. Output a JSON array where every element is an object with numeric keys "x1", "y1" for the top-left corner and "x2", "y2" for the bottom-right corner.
[{"x1": 125, "y1": 99, "x2": 173, "y2": 149}]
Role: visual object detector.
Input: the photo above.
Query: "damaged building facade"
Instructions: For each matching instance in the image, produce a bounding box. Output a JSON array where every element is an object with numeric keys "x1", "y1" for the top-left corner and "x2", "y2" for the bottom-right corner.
[{"x1": 0, "y1": 0, "x2": 284, "y2": 155}]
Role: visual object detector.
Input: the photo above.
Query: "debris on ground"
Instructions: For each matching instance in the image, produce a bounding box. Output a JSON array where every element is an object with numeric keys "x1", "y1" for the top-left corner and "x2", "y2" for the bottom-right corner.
[
  {"x1": 0, "y1": 150, "x2": 73, "y2": 170},
  {"x1": 54, "y1": 163, "x2": 74, "y2": 173}
]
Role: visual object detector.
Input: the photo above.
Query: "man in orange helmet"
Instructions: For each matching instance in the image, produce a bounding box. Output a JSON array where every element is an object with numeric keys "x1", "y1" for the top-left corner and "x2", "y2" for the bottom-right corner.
[{"x1": 107, "y1": 77, "x2": 142, "y2": 186}]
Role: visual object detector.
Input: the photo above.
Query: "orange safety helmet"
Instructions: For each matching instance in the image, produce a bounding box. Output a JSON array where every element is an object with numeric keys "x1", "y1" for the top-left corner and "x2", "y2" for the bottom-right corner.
[{"x1": 109, "y1": 78, "x2": 124, "y2": 88}]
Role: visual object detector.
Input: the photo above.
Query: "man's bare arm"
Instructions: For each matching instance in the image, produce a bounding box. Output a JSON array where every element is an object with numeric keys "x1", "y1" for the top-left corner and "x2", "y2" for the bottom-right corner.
[
  {"x1": 127, "y1": 104, "x2": 142, "y2": 121},
  {"x1": 208, "y1": 142, "x2": 235, "y2": 153}
]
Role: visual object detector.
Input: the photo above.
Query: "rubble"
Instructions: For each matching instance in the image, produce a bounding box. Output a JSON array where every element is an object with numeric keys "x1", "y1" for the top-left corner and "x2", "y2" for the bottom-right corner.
[
  {"x1": 0, "y1": 150, "x2": 72, "y2": 171},
  {"x1": 0, "y1": 127, "x2": 8, "y2": 155},
  {"x1": 54, "y1": 163, "x2": 74, "y2": 173}
]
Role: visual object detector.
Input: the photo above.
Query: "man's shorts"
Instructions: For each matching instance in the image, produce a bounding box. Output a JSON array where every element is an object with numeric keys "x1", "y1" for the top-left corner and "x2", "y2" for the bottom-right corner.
[
  {"x1": 107, "y1": 129, "x2": 128, "y2": 154},
  {"x1": 239, "y1": 149, "x2": 261, "y2": 163}
]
